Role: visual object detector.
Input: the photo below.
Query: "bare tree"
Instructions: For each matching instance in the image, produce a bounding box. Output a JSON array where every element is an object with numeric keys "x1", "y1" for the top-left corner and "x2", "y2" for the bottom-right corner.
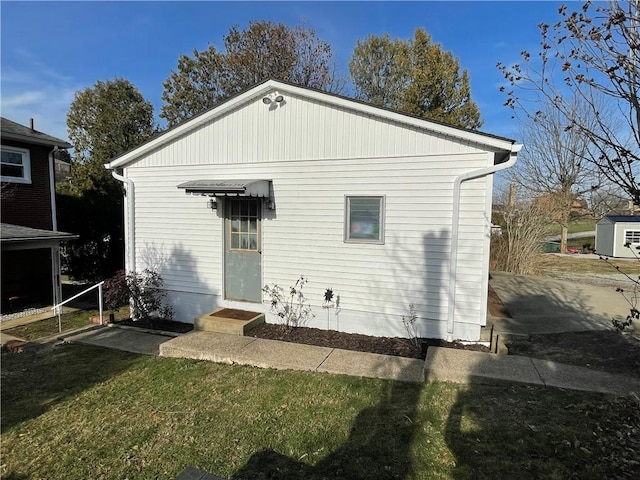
[
  {"x1": 498, "y1": 1, "x2": 640, "y2": 203},
  {"x1": 511, "y1": 97, "x2": 601, "y2": 252}
]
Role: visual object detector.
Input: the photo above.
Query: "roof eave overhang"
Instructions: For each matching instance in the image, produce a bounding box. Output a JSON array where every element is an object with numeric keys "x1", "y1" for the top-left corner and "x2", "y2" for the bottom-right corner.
[
  {"x1": 1, "y1": 234, "x2": 78, "y2": 243},
  {"x1": 1, "y1": 132, "x2": 72, "y2": 149}
]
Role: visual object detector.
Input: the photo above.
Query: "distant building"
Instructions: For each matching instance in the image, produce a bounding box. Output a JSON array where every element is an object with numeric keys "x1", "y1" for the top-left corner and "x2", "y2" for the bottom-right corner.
[
  {"x1": 54, "y1": 154, "x2": 71, "y2": 182},
  {"x1": 595, "y1": 215, "x2": 640, "y2": 258},
  {"x1": 1, "y1": 117, "x2": 76, "y2": 313}
]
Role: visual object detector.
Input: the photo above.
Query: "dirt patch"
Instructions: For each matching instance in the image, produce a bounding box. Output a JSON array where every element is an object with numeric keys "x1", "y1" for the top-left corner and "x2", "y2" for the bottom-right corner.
[
  {"x1": 488, "y1": 283, "x2": 511, "y2": 317},
  {"x1": 248, "y1": 323, "x2": 489, "y2": 360},
  {"x1": 506, "y1": 330, "x2": 640, "y2": 378}
]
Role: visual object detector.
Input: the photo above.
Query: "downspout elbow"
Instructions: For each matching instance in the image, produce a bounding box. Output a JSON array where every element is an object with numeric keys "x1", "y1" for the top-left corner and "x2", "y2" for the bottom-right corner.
[
  {"x1": 110, "y1": 170, "x2": 135, "y2": 272},
  {"x1": 447, "y1": 144, "x2": 522, "y2": 338}
]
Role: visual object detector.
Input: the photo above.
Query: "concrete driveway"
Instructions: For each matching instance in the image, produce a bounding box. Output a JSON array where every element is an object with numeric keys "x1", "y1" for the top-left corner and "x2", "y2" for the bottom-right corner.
[{"x1": 489, "y1": 272, "x2": 630, "y2": 335}]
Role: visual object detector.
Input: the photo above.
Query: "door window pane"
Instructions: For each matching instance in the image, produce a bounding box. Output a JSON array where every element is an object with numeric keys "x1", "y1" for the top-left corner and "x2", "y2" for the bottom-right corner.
[{"x1": 229, "y1": 199, "x2": 260, "y2": 251}]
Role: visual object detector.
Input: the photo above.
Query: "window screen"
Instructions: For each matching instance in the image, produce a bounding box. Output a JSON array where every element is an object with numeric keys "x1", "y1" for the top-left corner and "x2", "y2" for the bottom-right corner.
[{"x1": 345, "y1": 196, "x2": 385, "y2": 244}]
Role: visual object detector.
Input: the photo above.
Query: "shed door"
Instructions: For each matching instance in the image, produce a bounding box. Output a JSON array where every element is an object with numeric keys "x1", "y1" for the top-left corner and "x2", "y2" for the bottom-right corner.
[{"x1": 225, "y1": 198, "x2": 262, "y2": 302}]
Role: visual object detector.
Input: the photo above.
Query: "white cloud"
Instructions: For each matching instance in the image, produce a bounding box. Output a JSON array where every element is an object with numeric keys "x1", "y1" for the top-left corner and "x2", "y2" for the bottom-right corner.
[{"x1": 1, "y1": 55, "x2": 81, "y2": 141}]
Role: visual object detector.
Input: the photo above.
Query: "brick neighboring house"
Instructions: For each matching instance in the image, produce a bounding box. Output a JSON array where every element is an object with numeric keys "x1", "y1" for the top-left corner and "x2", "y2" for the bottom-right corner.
[{"x1": 1, "y1": 117, "x2": 76, "y2": 314}]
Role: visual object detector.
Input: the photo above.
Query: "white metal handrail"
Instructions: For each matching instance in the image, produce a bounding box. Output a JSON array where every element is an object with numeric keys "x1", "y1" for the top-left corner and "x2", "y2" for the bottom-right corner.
[{"x1": 51, "y1": 281, "x2": 105, "y2": 333}]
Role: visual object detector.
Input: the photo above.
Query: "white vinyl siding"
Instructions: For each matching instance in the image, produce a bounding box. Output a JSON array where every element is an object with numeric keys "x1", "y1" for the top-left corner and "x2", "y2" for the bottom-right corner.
[
  {"x1": 115, "y1": 83, "x2": 510, "y2": 340},
  {"x1": 132, "y1": 92, "x2": 487, "y2": 169},
  {"x1": 127, "y1": 151, "x2": 491, "y2": 339},
  {"x1": 1, "y1": 145, "x2": 31, "y2": 184}
]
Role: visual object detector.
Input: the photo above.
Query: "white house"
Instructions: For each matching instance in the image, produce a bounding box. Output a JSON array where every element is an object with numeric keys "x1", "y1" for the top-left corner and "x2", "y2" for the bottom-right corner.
[
  {"x1": 595, "y1": 215, "x2": 640, "y2": 258},
  {"x1": 105, "y1": 80, "x2": 521, "y2": 341}
]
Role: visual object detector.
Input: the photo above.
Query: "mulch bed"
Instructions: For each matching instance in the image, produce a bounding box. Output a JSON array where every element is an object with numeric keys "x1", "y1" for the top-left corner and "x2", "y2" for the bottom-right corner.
[
  {"x1": 248, "y1": 323, "x2": 489, "y2": 360},
  {"x1": 111, "y1": 284, "x2": 511, "y2": 360}
]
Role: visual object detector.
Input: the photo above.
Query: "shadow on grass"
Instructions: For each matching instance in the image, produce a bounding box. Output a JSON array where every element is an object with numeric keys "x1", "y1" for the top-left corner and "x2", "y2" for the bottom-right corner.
[
  {"x1": 1, "y1": 344, "x2": 142, "y2": 432},
  {"x1": 444, "y1": 377, "x2": 640, "y2": 479},
  {"x1": 233, "y1": 371, "x2": 422, "y2": 479}
]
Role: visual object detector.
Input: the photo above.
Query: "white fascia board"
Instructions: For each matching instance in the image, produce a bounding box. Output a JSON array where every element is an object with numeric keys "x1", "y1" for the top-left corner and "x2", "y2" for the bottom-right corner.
[{"x1": 105, "y1": 79, "x2": 516, "y2": 169}]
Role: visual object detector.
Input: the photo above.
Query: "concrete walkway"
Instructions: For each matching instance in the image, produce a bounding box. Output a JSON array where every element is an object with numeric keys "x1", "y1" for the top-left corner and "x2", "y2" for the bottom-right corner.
[
  {"x1": 424, "y1": 347, "x2": 640, "y2": 396},
  {"x1": 57, "y1": 323, "x2": 640, "y2": 395},
  {"x1": 63, "y1": 326, "x2": 425, "y2": 383}
]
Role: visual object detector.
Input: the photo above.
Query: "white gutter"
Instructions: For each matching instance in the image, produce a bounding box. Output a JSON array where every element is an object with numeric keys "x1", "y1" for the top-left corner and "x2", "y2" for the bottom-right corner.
[
  {"x1": 111, "y1": 170, "x2": 135, "y2": 272},
  {"x1": 446, "y1": 144, "x2": 523, "y2": 339}
]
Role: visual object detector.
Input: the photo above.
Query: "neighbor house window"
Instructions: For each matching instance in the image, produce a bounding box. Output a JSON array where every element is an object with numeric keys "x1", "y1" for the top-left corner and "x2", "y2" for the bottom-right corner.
[
  {"x1": 345, "y1": 195, "x2": 385, "y2": 244},
  {"x1": 624, "y1": 230, "x2": 640, "y2": 245},
  {"x1": 1, "y1": 146, "x2": 31, "y2": 184}
]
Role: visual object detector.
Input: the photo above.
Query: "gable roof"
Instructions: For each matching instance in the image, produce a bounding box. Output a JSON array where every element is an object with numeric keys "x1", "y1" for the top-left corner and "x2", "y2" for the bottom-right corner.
[
  {"x1": 106, "y1": 79, "x2": 518, "y2": 170},
  {"x1": 598, "y1": 215, "x2": 640, "y2": 224},
  {"x1": 1, "y1": 117, "x2": 72, "y2": 148}
]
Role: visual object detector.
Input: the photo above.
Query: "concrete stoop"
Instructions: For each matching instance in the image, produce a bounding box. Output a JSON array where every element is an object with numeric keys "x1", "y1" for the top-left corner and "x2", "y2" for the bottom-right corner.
[{"x1": 194, "y1": 308, "x2": 264, "y2": 335}]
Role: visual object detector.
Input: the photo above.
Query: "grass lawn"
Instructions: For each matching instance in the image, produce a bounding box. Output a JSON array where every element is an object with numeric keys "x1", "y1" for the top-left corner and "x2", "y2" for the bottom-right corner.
[
  {"x1": 548, "y1": 219, "x2": 597, "y2": 235},
  {"x1": 3, "y1": 307, "x2": 129, "y2": 341},
  {"x1": 2, "y1": 345, "x2": 638, "y2": 479},
  {"x1": 536, "y1": 253, "x2": 640, "y2": 275}
]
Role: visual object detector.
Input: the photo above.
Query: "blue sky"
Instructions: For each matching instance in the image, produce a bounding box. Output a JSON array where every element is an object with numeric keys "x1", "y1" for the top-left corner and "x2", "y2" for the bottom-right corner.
[{"x1": 1, "y1": 1, "x2": 567, "y2": 142}]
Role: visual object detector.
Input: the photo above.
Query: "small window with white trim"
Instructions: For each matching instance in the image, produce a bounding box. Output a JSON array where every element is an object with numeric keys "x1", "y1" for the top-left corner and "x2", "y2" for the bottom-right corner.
[
  {"x1": 1, "y1": 145, "x2": 31, "y2": 184},
  {"x1": 624, "y1": 230, "x2": 640, "y2": 245},
  {"x1": 345, "y1": 195, "x2": 385, "y2": 244}
]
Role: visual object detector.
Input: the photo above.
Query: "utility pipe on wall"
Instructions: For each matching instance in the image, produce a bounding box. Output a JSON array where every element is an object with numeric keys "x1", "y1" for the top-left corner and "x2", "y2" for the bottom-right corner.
[
  {"x1": 111, "y1": 170, "x2": 135, "y2": 272},
  {"x1": 48, "y1": 146, "x2": 60, "y2": 231},
  {"x1": 447, "y1": 144, "x2": 522, "y2": 339},
  {"x1": 48, "y1": 146, "x2": 61, "y2": 312}
]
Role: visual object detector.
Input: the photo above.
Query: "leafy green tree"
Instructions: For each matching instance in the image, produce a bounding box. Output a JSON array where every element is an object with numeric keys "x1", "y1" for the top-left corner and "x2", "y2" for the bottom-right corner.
[
  {"x1": 349, "y1": 28, "x2": 483, "y2": 129},
  {"x1": 160, "y1": 20, "x2": 342, "y2": 127},
  {"x1": 348, "y1": 34, "x2": 409, "y2": 109},
  {"x1": 65, "y1": 78, "x2": 155, "y2": 193},
  {"x1": 58, "y1": 78, "x2": 155, "y2": 280}
]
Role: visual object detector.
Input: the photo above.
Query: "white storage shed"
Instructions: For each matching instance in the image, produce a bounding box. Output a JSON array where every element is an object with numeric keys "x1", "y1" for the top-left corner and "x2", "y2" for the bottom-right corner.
[
  {"x1": 595, "y1": 215, "x2": 640, "y2": 258},
  {"x1": 105, "y1": 79, "x2": 521, "y2": 341}
]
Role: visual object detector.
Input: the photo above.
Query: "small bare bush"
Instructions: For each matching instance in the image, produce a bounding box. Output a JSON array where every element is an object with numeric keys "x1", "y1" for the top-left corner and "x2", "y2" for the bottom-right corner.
[
  {"x1": 104, "y1": 269, "x2": 173, "y2": 322},
  {"x1": 491, "y1": 193, "x2": 556, "y2": 275},
  {"x1": 262, "y1": 276, "x2": 314, "y2": 331}
]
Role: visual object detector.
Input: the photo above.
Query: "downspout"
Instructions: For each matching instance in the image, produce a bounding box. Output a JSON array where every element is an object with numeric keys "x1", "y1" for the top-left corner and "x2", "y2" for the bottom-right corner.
[
  {"x1": 446, "y1": 144, "x2": 522, "y2": 339},
  {"x1": 48, "y1": 146, "x2": 61, "y2": 311},
  {"x1": 48, "y1": 146, "x2": 60, "y2": 231},
  {"x1": 111, "y1": 170, "x2": 135, "y2": 272}
]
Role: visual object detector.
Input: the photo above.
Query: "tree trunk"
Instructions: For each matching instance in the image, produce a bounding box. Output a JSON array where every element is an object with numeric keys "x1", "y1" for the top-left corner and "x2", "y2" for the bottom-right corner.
[{"x1": 560, "y1": 224, "x2": 568, "y2": 254}]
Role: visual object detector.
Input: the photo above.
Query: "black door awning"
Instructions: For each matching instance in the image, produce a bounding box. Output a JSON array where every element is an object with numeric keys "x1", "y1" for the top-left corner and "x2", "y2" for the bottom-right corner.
[{"x1": 177, "y1": 179, "x2": 271, "y2": 197}]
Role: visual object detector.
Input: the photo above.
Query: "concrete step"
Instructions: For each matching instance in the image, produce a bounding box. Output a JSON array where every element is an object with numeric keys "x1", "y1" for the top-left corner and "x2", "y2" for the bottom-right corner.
[{"x1": 194, "y1": 308, "x2": 264, "y2": 335}]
